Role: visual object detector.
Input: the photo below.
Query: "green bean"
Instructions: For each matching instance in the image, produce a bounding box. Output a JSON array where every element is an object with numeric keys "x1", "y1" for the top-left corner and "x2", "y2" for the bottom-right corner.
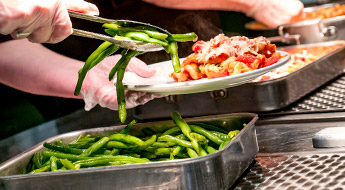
[
  {"x1": 103, "y1": 23, "x2": 168, "y2": 40},
  {"x1": 57, "y1": 167, "x2": 67, "y2": 171},
  {"x1": 42, "y1": 151, "x2": 90, "y2": 161},
  {"x1": 55, "y1": 139, "x2": 63, "y2": 146},
  {"x1": 80, "y1": 137, "x2": 110, "y2": 157},
  {"x1": 218, "y1": 140, "x2": 230, "y2": 150},
  {"x1": 190, "y1": 132, "x2": 207, "y2": 143},
  {"x1": 188, "y1": 122, "x2": 228, "y2": 133},
  {"x1": 74, "y1": 43, "x2": 120, "y2": 96},
  {"x1": 75, "y1": 155, "x2": 150, "y2": 165},
  {"x1": 204, "y1": 145, "x2": 217, "y2": 154},
  {"x1": 151, "y1": 142, "x2": 175, "y2": 148},
  {"x1": 199, "y1": 147, "x2": 208, "y2": 156},
  {"x1": 166, "y1": 39, "x2": 180, "y2": 73},
  {"x1": 141, "y1": 151, "x2": 157, "y2": 159},
  {"x1": 120, "y1": 120, "x2": 136, "y2": 134},
  {"x1": 171, "y1": 32, "x2": 198, "y2": 42},
  {"x1": 155, "y1": 148, "x2": 173, "y2": 156},
  {"x1": 171, "y1": 146, "x2": 183, "y2": 160},
  {"x1": 109, "y1": 161, "x2": 136, "y2": 165},
  {"x1": 140, "y1": 135, "x2": 157, "y2": 149},
  {"x1": 171, "y1": 111, "x2": 200, "y2": 154},
  {"x1": 29, "y1": 165, "x2": 50, "y2": 174},
  {"x1": 103, "y1": 148, "x2": 120, "y2": 155},
  {"x1": 158, "y1": 135, "x2": 193, "y2": 148},
  {"x1": 186, "y1": 148, "x2": 199, "y2": 158},
  {"x1": 60, "y1": 159, "x2": 79, "y2": 170},
  {"x1": 144, "y1": 30, "x2": 168, "y2": 40},
  {"x1": 111, "y1": 49, "x2": 140, "y2": 123},
  {"x1": 190, "y1": 125, "x2": 224, "y2": 145},
  {"x1": 43, "y1": 143, "x2": 85, "y2": 155},
  {"x1": 50, "y1": 156, "x2": 58, "y2": 171},
  {"x1": 124, "y1": 32, "x2": 168, "y2": 46},
  {"x1": 161, "y1": 126, "x2": 181, "y2": 136},
  {"x1": 109, "y1": 133, "x2": 145, "y2": 146},
  {"x1": 106, "y1": 141, "x2": 135, "y2": 149},
  {"x1": 175, "y1": 134, "x2": 188, "y2": 140},
  {"x1": 32, "y1": 152, "x2": 43, "y2": 169},
  {"x1": 228, "y1": 130, "x2": 240, "y2": 139},
  {"x1": 210, "y1": 131, "x2": 230, "y2": 141}
]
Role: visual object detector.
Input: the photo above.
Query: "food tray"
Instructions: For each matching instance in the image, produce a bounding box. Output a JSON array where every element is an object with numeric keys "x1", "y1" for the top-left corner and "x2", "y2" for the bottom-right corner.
[
  {"x1": 134, "y1": 41, "x2": 345, "y2": 120},
  {"x1": 0, "y1": 113, "x2": 258, "y2": 190},
  {"x1": 245, "y1": 1, "x2": 345, "y2": 44}
]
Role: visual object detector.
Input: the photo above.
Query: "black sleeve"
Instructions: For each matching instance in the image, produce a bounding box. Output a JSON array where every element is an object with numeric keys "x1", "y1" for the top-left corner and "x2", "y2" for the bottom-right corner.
[{"x1": 0, "y1": 35, "x2": 13, "y2": 43}]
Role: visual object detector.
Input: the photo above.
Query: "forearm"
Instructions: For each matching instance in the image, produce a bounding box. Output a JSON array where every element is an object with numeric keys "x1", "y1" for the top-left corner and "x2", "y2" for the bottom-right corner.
[
  {"x1": 0, "y1": 39, "x2": 83, "y2": 99},
  {"x1": 141, "y1": 0, "x2": 255, "y2": 13}
]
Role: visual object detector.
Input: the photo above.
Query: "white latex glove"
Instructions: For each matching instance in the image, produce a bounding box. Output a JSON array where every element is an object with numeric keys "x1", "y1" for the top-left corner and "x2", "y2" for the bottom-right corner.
[
  {"x1": 246, "y1": 0, "x2": 304, "y2": 28},
  {"x1": 80, "y1": 55, "x2": 160, "y2": 111},
  {"x1": 0, "y1": 0, "x2": 98, "y2": 43}
]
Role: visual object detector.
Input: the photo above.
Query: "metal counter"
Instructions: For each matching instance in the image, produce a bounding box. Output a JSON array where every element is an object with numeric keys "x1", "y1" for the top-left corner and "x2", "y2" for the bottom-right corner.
[{"x1": 2, "y1": 74, "x2": 345, "y2": 189}]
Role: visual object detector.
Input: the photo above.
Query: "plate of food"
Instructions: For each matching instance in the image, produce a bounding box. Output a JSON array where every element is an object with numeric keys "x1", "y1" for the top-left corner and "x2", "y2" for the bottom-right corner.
[{"x1": 123, "y1": 34, "x2": 291, "y2": 95}]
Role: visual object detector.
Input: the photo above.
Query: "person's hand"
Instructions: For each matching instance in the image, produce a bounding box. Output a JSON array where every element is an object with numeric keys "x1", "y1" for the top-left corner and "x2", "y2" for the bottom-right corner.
[
  {"x1": 246, "y1": 0, "x2": 304, "y2": 28},
  {"x1": 0, "y1": 0, "x2": 98, "y2": 43},
  {"x1": 80, "y1": 55, "x2": 160, "y2": 111}
]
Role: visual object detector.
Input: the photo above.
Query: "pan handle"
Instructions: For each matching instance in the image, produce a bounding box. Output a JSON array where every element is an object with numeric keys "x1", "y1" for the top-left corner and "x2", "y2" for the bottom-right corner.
[
  {"x1": 321, "y1": 25, "x2": 338, "y2": 41},
  {"x1": 266, "y1": 34, "x2": 301, "y2": 45}
]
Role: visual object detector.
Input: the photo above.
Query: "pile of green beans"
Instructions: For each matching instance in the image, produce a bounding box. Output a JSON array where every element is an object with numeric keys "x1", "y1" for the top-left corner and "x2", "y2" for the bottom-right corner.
[
  {"x1": 73, "y1": 22, "x2": 198, "y2": 123},
  {"x1": 22, "y1": 111, "x2": 241, "y2": 174}
]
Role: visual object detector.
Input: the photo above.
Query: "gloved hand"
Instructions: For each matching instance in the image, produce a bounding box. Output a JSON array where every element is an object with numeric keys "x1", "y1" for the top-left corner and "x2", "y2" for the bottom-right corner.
[
  {"x1": 0, "y1": 0, "x2": 98, "y2": 43},
  {"x1": 80, "y1": 55, "x2": 160, "y2": 111},
  {"x1": 245, "y1": 0, "x2": 304, "y2": 28}
]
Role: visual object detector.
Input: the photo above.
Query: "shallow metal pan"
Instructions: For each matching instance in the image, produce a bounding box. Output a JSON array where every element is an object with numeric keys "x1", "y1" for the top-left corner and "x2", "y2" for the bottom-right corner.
[
  {"x1": 245, "y1": 2, "x2": 345, "y2": 44},
  {"x1": 134, "y1": 41, "x2": 345, "y2": 120},
  {"x1": 0, "y1": 113, "x2": 258, "y2": 190}
]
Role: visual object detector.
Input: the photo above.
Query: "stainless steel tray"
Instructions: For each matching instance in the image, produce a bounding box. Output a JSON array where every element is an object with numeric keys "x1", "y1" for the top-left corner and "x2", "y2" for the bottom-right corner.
[
  {"x1": 134, "y1": 41, "x2": 345, "y2": 120},
  {"x1": 0, "y1": 113, "x2": 259, "y2": 190},
  {"x1": 245, "y1": 1, "x2": 345, "y2": 44}
]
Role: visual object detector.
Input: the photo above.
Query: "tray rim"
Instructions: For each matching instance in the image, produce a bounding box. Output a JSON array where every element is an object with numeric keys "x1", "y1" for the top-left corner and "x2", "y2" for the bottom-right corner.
[{"x1": 0, "y1": 112, "x2": 258, "y2": 178}]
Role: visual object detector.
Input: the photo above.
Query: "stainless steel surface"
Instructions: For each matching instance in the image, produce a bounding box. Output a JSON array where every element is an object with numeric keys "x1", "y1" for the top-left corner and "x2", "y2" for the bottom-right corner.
[
  {"x1": 68, "y1": 11, "x2": 170, "y2": 34},
  {"x1": 234, "y1": 153, "x2": 345, "y2": 190},
  {"x1": 134, "y1": 41, "x2": 345, "y2": 120},
  {"x1": 68, "y1": 11, "x2": 165, "y2": 52},
  {"x1": 277, "y1": 74, "x2": 345, "y2": 113},
  {"x1": 266, "y1": 35, "x2": 301, "y2": 45},
  {"x1": 0, "y1": 113, "x2": 259, "y2": 190},
  {"x1": 71, "y1": 28, "x2": 164, "y2": 52},
  {"x1": 231, "y1": 111, "x2": 345, "y2": 189},
  {"x1": 245, "y1": 1, "x2": 345, "y2": 44},
  {"x1": 277, "y1": 19, "x2": 337, "y2": 44}
]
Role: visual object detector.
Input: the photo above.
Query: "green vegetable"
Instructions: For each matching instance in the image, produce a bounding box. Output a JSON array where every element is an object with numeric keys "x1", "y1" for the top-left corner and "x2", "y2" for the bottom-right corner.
[
  {"x1": 109, "y1": 133, "x2": 145, "y2": 146},
  {"x1": 80, "y1": 137, "x2": 110, "y2": 157},
  {"x1": 23, "y1": 111, "x2": 242, "y2": 174},
  {"x1": 157, "y1": 135, "x2": 193, "y2": 148},
  {"x1": 171, "y1": 32, "x2": 198, "y2": 42},
  {"x1": 120, "y1": 120, "x2": 136, "y2": 134},
  {"x1": 43, "y1": 142, "x2": 85, "y2": 155}
]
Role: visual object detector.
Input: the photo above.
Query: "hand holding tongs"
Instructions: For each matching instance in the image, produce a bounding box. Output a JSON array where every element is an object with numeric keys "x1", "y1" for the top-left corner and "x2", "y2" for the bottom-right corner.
[{"x1": 68, "y1": 11, "x2": 167, "y2": 52}]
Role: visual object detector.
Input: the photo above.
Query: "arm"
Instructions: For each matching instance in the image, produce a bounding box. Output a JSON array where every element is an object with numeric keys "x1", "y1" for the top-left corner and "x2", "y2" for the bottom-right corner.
[
  {"x1": 142, "y1": 0, "x2": 304, "y2": 28},
  {"x1": 0, "y1": 39, "x2": 158, "y2": 111},
  {"x1": 0, "y1": 39, "x2": 82, "y2": 99}
]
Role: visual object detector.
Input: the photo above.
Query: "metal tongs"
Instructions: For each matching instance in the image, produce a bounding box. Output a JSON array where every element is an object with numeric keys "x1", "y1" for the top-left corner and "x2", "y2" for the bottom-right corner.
[{"x1": 69, "y1": 11, "x2": 166, "y2": 52}]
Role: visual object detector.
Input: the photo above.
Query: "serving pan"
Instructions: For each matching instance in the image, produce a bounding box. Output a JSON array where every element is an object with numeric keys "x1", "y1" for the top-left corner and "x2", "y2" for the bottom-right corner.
[
  {"x1": 134, "y1": 41, "x2": 345, "y2": 120},
  {"x1": 0, "y1": 113, "x2": 258, "y2": 190},
  {"x1": 245, "y1": 2, "x2": 345, "y2": 44}
]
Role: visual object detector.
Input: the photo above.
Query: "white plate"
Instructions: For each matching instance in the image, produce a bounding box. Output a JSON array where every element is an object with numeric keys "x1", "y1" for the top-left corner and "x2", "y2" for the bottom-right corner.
[{"x1": 123, "y1": 51, "x2": 291, "y2": 95}]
